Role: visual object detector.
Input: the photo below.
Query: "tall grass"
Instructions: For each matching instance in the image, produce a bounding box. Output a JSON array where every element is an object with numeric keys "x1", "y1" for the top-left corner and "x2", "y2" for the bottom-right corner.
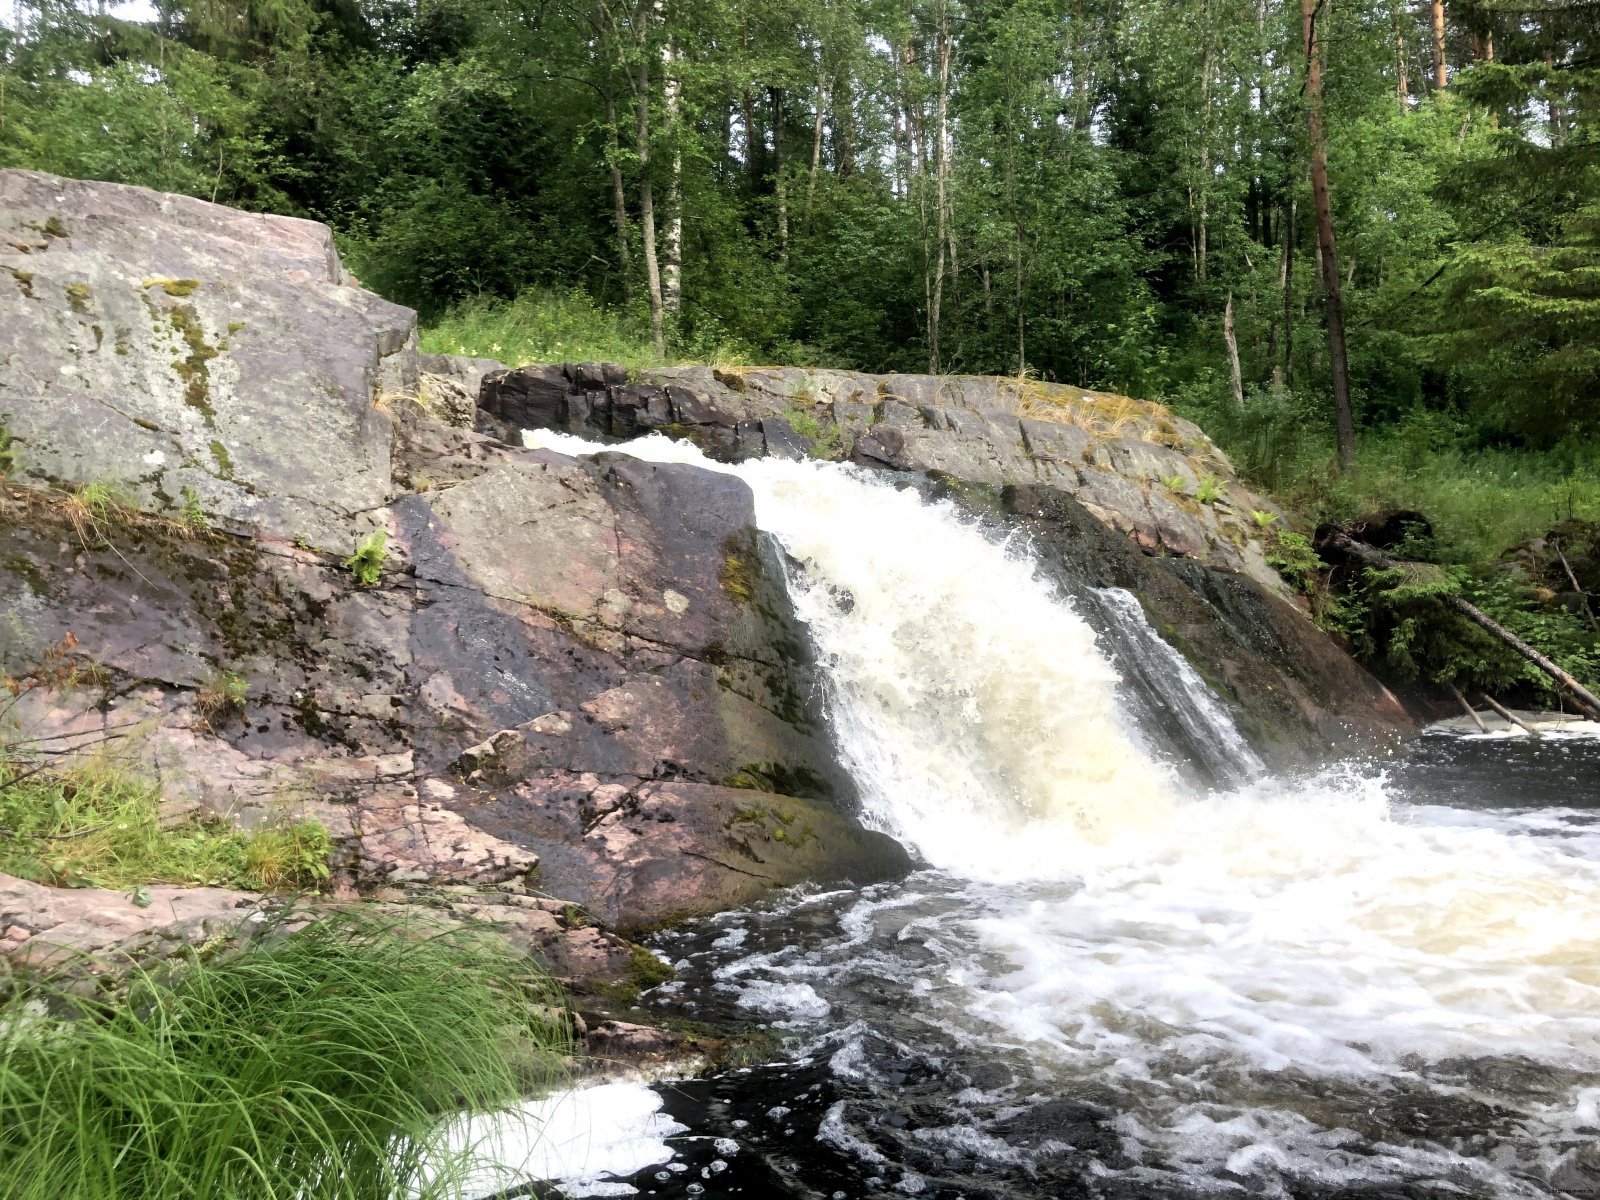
[
  {"x1": 0, "y1": 752, "x2": 328, "y2": 891},
  {"x1": 419, "y1": 286, "x2": 777, "y2": 369},
  {"x1": 1177, "y1": 388, "x2": 1600, "y2": 564},
  {"x1": 1285, "y1": 434, "x2": 1600, "y2": 566},
  {"x1": 421, "y1": 287, "x2": 667, "y2": 369},
  {"x1": 0, "y1": 913, "x2": 571, "y2": 1200}
]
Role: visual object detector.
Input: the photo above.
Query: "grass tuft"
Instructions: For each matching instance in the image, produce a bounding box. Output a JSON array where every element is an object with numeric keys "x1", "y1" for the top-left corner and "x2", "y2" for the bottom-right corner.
[
  {"x1": 0, "y1": 751, "x2": 329, "y2": 892},
  {"x1": 0, "y1": 912, "x2": 571, "y2": 1200}
]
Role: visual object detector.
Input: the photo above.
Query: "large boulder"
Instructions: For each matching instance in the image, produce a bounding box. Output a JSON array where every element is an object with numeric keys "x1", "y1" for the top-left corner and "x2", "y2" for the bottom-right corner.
[
  {"x1": 0, "y1": 169, "x2": 413, "y2": 546},
  {"x1": 0, "y1": 413, "x2": 905, "y2": 932}
]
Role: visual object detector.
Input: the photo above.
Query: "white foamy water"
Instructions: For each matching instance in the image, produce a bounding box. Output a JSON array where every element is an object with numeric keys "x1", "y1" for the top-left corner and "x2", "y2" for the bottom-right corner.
[
  {"x1": 424, "y1": 1082, "x2": 686, "y2": 1198},
  {"x1": 529, "y1": 430, "x2": 1600, "y2": 1195}
]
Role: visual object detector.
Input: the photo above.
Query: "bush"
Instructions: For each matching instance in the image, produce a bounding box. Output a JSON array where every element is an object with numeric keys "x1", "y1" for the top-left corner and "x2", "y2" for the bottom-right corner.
[{"x1": 0, "y1": 913, "x2": 571, "y2": 1200}]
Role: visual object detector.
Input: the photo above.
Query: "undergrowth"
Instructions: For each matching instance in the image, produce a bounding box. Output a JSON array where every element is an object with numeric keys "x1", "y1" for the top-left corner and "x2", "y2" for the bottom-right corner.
[
  {"x1": 422, "y1": 287, "x2": 669, "y2": 369},
  {"x1": 0, "y1": 911, "x2": 571, "y2": 1200},
  {"x1": 0, "y1": 752, "x2": 329, "y2": 891},
  {"x1": 1174, "y1": 385, "x2": 1600, "y2": 697},
  {"x1": 420, "y1": 286, "x2": 771, "y2": 369}
]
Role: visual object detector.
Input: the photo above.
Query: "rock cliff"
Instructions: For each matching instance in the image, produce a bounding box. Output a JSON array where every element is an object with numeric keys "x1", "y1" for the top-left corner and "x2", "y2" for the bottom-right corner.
[
  {"x1": 479, "y1": 362, "x2": 1411, "y2": 761},
  {"x1": 1, "y1": 170, "x2": 1406, "y2": 983},
  {"x1": 0, "y1": 171, "x2": 904, "y2": 978}
]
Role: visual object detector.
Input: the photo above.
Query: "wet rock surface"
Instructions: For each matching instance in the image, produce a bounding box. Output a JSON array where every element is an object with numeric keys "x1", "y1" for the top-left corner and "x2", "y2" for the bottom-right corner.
[{"x1": 996, "y1": 484, "x2": 1412, "y2": 762}]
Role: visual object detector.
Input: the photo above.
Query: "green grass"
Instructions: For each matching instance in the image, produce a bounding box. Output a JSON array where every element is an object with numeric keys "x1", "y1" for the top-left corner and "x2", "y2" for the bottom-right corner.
[
  {"x1": 1276, "y1": 433, "x2": 1600, "y2": 568},
  {"x1": 421, "y1": 287, "x2": 669, "y2": 369},
  {"x1": 0, "y1": 912, "x2": 571, "y2": 1200},
  {"x1": 0, "y1": 752, "x2": 329, "y2": 891},
  {"x1": 420, "y1": 286, "x2": 771, "y2": 370}
]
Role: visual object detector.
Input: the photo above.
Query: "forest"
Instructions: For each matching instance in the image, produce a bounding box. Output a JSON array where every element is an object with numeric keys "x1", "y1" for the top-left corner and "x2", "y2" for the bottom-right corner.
[{"x1": 1, "y1": 0, "x2": 1598, "y2": 697}]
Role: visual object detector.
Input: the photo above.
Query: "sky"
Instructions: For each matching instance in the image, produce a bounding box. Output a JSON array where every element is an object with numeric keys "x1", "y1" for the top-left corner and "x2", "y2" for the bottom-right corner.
[{"x1": 1, "y1": 1, "x2": 159, "y2": 30}]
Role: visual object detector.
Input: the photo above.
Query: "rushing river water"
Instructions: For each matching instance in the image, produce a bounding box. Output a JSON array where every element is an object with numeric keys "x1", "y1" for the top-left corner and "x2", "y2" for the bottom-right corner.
[{"x1": 521, "y1": 432, "x2": 1600, "y2": 1200}]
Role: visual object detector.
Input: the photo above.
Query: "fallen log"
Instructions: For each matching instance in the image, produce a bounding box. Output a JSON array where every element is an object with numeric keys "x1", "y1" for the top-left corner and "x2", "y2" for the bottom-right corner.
[
  {"x1": 1478, "y1": 692, "x2": 1540, "y2": 738},
  {"x1": 1321, "y1": 530, "x2": 1600, "y2": 722},
  {"x1": 1446, "y1": 681, "x2": 1487, "y2": 732}
]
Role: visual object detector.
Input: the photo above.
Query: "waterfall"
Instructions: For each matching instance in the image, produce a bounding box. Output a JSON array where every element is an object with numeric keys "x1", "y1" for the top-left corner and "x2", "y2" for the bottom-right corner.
[
  {"x1": 1086, "y1": 586, "x2": 1267, "y2": 788},
  {"x1": 520, "y1": 431, "x2": 1600, "y2": 1199},
  {"x1": 526, "y1": 431, "x2": 1254, "y2": 876}
]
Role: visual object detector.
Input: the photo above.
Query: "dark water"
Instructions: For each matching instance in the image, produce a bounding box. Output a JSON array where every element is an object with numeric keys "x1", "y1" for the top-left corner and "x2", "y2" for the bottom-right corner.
[{"x1": 603, "y1": 736, "x2": 1600, "y2": 1200}]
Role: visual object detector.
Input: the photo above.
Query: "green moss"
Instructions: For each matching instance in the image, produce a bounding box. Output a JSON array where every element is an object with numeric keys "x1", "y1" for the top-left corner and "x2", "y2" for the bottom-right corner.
[
  {"x1": 208, "y1": 440, "x2": 234, "y2": 480},
  {"x1": 161, "y1": 278, "x2": 202, "y2": 298},
  {"x1": 40, "y1": 216, "x2": 68, "y2": 239},
  {"x1": 64, "y1": 282, "x2": 93, "y2": 314},
  {"x1": 721, "y1": 533, "x2": 760, "y2": 604},
  {"x1": 4, "y1": 556, "x2": 49, "y2": 597},
  {"x1": 168, "y1": 305, "x2": 220, "y2": 422},
  {"x1": 5, "y1": 267, "x2": 36, "y2": 299},
  {"x1": 629, "y1": 945, "x2": 676, "y2": 990}
]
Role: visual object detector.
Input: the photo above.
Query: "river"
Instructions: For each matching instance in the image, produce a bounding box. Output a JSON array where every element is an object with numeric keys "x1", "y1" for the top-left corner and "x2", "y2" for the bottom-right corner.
[{"x1": 517, "y1": 432, "x2": 1600, "y2": 1200}]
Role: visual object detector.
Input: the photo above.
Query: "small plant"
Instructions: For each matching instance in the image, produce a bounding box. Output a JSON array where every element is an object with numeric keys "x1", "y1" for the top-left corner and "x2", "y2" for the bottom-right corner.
[
  {"x1": 61, "y1": 479, "x2": 132, "y2": 544},
  {"x1": 784, "y1": 403, "x2": 841, "y2": 458},
  {"x1": 1266, "y1": 529, "x2": 1324, "y2": 594},
  {"x1": 1251, "y1": 509, "x2": 1279, "y2": 528},
  {"x1": 1195, "y1": 474, "x2": 1225, "y2": 504},
  {"x1": 1160, "y1": 474, "x2": 1187, "y2": 495},
  {"x1": 195, "y1": 669, "x2": 248, "y2": 726},
  {"x1": 0, "y1": 426, "x2": 17, "y2": 479},
  {"x1": 343, "y1": 528, "x2": 389, "y2": 587},
  {"x1": 241, "y1": 819, "x2": 333, "y2": 890},
  {"x1": 178, "y1": 485, "x2": 209, "y2": 532}
]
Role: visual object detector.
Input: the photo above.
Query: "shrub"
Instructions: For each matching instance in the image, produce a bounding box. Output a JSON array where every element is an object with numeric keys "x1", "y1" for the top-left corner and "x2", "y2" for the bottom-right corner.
[
  {"x1": 1265, "y1": 530, "x2": 1324, "y2": 595},
  {"x1": 0, "y1": 913, "x2": 571, "y2": 1200}
]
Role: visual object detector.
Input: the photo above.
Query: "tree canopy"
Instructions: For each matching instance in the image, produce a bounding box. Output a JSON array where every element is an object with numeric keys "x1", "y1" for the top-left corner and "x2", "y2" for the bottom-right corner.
[{"x1": 1, "y1": 0, "x2": 1596, "y2": 448}]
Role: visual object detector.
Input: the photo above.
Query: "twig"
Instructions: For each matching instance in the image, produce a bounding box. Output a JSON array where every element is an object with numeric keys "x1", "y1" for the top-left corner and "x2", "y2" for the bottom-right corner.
[{"x1": 1553, "y1": 540, "x2": 1599, "y2": 632}]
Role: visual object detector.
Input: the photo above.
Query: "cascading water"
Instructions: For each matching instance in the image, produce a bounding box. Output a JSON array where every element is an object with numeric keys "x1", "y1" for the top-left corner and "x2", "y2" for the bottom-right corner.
[
  {"x1": 1084, "y1": 585, "x2": 1266, "y2": 789},
  {"x1": 524, "y1": 431, "x2": 1600, "y2": 1199}
]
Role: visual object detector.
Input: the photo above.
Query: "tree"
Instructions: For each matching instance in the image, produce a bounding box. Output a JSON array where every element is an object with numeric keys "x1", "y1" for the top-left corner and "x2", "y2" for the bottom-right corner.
[{"x1": 1302, "y1": 0, "x2": 1357, "y2": 469}]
